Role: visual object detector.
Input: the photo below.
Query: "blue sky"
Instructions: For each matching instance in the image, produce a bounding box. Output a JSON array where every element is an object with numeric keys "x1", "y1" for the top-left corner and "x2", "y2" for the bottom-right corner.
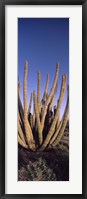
[{"x1": 18, "y1": 18, "x2": 69, "y2": 117}]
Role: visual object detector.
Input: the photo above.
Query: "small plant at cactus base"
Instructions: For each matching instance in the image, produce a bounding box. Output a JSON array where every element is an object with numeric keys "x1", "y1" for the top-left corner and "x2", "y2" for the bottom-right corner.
[{"x1": 18, "y1": 60, "x2": 69, "y2": 181}]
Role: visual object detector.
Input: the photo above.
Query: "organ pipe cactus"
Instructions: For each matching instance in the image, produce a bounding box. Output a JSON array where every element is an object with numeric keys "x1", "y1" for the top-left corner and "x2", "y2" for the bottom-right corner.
[{"x1": 18, "y1": 60, "x2": 69, "y2": 151}]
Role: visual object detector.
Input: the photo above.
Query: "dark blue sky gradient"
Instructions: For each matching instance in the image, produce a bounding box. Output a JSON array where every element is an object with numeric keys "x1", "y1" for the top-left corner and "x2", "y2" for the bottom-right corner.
[{"x1": 18, "y1": 18, "x2": 69, "y2": 118}]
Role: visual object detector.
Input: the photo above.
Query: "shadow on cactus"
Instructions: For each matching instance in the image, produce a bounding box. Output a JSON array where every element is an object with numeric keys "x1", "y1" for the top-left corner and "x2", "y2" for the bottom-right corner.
[{"x1": 18, "y1": 61, "x2": 69, "y2": 152}]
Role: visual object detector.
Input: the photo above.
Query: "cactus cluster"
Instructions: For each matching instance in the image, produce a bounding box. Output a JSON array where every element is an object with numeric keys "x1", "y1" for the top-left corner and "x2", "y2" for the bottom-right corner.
[{"x1": 18, "y1": 61, "x2": 69, "y2": 151}]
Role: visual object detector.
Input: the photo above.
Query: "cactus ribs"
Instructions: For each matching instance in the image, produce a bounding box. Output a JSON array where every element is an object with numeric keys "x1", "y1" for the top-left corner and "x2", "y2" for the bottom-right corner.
[{"x1": 18, "y1": 61, "x2": 69, "y2": 151}]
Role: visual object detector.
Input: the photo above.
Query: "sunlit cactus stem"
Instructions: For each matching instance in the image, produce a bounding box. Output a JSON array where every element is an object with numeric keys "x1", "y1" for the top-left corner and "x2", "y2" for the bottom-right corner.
[
  {"x1": 49, "y1": 118, "x2": 63, "y2": 145},
  {"x1": 49, "y1": 82, "x2": 58, "y2": 111},
  {"x1": 37, "y1": 70, "x2": 41, "y2": 113},
  {"x1": 41, "y1": 63, "x2": 59, "y2": 132},
  {"x1": 18, "y1": 117, "x2": 26, "y2": 145},
  {"x1": 40, "y1": 73, "x2": 67, "y2": 150},
  {"x1": 33, "y1": 91, "x2": 43, "y2": 145},
  {"x1": 18, "y1": 134, "x2": 28, "y2": 149},
  {"x1": 42, "y1": 74, "x2": 49, "y2": 104},
  {"x1": 52, "y1": 86, "x2": 69, "y2": 147},
  {"x1": 18, "y1": 81, "x2": 21, "y2": 96},
  {"x1": 18, "y1": 80, "x2": 24, "y2": 124},
  {"x1": 18, "y1": 61, "x2": 69, "y2": 152},
  {"x1": 23, "y1": 60, "x2": 35, "y2": 150},
  {"x1": 28, "y1": 93, "x2": 32, "y2": 114}
]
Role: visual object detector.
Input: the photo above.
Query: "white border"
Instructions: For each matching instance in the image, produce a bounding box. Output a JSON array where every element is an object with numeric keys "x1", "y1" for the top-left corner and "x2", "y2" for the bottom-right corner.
[{"x1": 5, "y1": 5, "x2": 82, "y2": 194}]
